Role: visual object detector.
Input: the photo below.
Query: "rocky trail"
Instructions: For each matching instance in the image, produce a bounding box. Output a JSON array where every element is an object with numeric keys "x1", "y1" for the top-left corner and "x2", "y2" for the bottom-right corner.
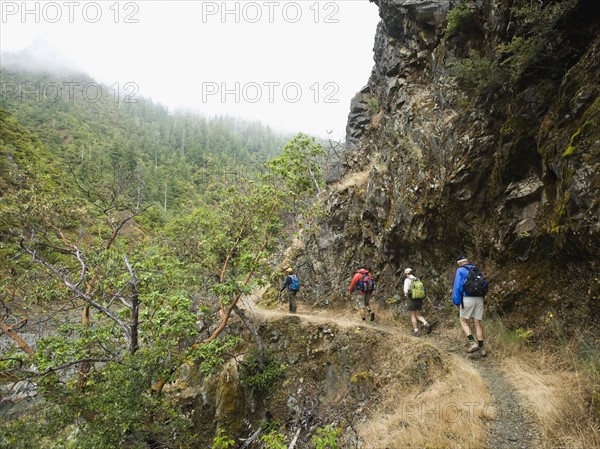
[
  {"x1": 478, "y1": 362, "x2": 540, "y2": 449},
  {"x1": 240, "y1": 295, "x2": 541, "y2": 448},
  {"x1": 440, "y1": 342, "x2": 540, "y2": 448}
]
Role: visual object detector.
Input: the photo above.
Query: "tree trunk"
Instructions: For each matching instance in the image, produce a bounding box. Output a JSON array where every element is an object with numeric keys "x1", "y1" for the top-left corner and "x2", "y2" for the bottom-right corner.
[{"x1": 0, "y1": 319, "x2": 34, "y2": 356}]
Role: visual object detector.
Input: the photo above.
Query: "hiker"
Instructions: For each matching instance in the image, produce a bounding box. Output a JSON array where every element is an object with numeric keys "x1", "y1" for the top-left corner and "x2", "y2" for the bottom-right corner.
[
  {"x1": 452, "y1": 256, "x2": 485, "y2": 353},
  {"x1": 403, "y1": 268, "x2": 430, "y2": 336},
  {"x1": 347, "y1": 266, "x2": 375, "y2": 322},
  {"x1": 280, "y1": 267, "x2": 300, "y2": 313}
]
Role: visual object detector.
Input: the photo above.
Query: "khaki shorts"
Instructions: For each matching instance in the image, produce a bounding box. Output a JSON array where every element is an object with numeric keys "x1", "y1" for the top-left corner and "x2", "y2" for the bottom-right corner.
[
  {"x1": 460, "y1": 296, "x2": 484, "y2": 320},
  {"x1": 355, "y1": 291, "x2": 372, "y2": 309}
]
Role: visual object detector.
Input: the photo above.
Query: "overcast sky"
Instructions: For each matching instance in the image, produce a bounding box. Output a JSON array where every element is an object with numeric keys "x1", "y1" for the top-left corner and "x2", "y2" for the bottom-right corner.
[{"x1": 1, "y1": 1, "x2": 381, "y2": 140}]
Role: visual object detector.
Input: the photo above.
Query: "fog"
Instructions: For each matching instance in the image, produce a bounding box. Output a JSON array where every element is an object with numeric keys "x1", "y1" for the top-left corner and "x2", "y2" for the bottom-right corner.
[{"x1": 0, "y1": 1, "x2": 381, "y2": 140}]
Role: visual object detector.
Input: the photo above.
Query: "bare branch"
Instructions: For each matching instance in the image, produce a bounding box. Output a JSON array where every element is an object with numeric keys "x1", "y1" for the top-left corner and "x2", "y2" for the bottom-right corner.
[
  {"x1": 124, "y1": 256, "x2": 140, "y2": 354},
  {"x1": 288, "y1": 427, "x2": 302, "y2": 449},
  {"x1": 20, "y1": 240, "x2": 132, "y2": 342},
  {"x1": 304, "y1": 157, "x2": 322, "y2": 194},
  {"x1": 105, "y1": 204, "x2": 153, "y2": 250},
  {"x1": 73, "y1": 245, "x2": 86, "y2": 288},
  {"x1": 105, "y1": 284, "x2": 132, "y2": 309},
  {"x1": 12, "y1": 358, "x2": 118, "y2": 378}
]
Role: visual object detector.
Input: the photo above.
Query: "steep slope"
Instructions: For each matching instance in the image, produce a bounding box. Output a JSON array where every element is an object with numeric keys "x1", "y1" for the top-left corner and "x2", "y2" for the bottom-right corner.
[
  {"x1": 178, "y1": 298, "x2": 508, "y2": 448},
  {"x1": 290, "y1": 0, "x2": 599, "y2": 337}
]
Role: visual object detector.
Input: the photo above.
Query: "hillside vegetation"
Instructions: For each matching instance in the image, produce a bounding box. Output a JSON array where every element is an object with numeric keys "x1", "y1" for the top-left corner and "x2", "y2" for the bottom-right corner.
[{"x1": 0, "y1": 67, "x2": 329, "y2": 448}]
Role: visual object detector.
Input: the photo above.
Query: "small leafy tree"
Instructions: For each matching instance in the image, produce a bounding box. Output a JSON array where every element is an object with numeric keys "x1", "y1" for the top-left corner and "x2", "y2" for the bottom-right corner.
[
  {"x1": 498, "y1": 0, "x2": 578, "y2": 84},
  {"x1": 450, "y1": 0, "x2": 579, "y2": 97},
  {"x1": 265, "y1": 132, "x2": 325, "y2": 197},
  {"x1": 312, "y1": 425, "x2": 342, "y2": 449},
  {"x1": 260, "y1": 429, "x2": 287, "y2": 449},
  {"x1": 212, "y1": 428, "x2": 236, "y2": 449}
]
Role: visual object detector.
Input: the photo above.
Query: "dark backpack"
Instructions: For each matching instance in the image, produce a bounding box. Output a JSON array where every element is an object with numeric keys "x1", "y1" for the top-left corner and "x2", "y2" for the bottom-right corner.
[
  {"x1": 410, "y1": 278, "x2": 425, "y2": 300},
  {"x1": 289, "y1": 274, "x2": 300, "y2": 292},
  {"x1": 463, "y1": 266, "x2": 488, "y2": 297},
  {"x1": 358, "y1": 271, "x2": 375, "y2": 293}
]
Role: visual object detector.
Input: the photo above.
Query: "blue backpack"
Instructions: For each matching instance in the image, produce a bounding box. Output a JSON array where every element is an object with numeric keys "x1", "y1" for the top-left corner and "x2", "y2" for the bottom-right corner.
[
  {"x1": 290, "y1": 274, "x2": 300, "y2": 292},
  {"x1": 358, "y1": 271, "x2": 375, "y2": 293}
]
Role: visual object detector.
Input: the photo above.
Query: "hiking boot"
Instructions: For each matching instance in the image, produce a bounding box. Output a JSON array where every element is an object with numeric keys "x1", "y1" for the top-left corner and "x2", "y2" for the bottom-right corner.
[
  {"x1": 412, "y1": 329, "x2": 420, "y2": 337},
  {"x1": 479, "y1": 348, "x2": 487, "y2": 357},
  {"x1": 423, "y1": 323, "x2": 431, "y2": 334},
  {"x1": 467, "y1": 342, "x2": 480, "y2": 353},
  {"x1": 370, "y1": 311, "x2": 375, "y2": 321}
]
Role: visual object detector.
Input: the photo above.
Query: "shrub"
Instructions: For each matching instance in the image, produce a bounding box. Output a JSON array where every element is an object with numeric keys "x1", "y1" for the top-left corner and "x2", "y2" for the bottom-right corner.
[
  {"x1": 212, "y1": 428, "x2": 235, "y2": 449},
  {"x1": 450, "y1": 50, "x2": 504, "y2": 97},
  {"x1": 446, "y1": 3, "x2": 478, "y2": 35},
  {"x1": 367, "y1": 96, "x2": 381, "y2": 114},
  {"x1": 239, "y1": 349, "x2": 287, "y2": 394},
  {"x1": 312, "y1": 425, "x2": 342, "y2": 449},
  {"x1": 498, "y1": 0, "x2": 578, "y2": 84},
  {"x1": 260, "y1": 429, "x2": 287, "y2": 449}
]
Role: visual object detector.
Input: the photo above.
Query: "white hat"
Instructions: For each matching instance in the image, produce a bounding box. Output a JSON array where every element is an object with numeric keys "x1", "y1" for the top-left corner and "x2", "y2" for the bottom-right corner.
[{"x1": 404, "y1": 268, "x2": 412, "y2": 274}]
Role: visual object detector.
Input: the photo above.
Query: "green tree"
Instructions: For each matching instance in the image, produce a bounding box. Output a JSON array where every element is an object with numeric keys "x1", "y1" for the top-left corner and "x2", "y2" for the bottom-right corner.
[
  {"x1": 265, "y1": 132, "x2": 325, "y2": 197},
  {"x1": 1, "y1": 123, "x2": 322, "y2": 447}
]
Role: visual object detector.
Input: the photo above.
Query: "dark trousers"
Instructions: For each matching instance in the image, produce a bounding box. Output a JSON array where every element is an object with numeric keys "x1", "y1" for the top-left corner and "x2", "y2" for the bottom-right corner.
[{"x1": 287, "y1": 289, "x2": 297, "y2": 313}]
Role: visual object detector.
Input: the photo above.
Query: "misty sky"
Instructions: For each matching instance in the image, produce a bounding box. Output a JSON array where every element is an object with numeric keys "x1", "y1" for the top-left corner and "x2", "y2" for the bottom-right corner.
[{"x1": 1, "y1": 1, "x2": 381, "y2": 140}]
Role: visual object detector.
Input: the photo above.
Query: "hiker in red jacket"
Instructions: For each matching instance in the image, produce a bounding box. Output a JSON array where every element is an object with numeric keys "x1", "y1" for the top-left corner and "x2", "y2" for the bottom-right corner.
[{"x1": 347, "y1": 267, "x2": 375, "y2": 322}]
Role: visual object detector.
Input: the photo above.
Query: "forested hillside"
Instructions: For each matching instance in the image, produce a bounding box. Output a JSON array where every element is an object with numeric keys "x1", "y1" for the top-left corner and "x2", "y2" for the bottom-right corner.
[
  {"x1": 1, "y1": 69, "x2": 292, "y2": 215},
  {"x1": 0, "y1": 66, "x2": 328, "y2": 448}
]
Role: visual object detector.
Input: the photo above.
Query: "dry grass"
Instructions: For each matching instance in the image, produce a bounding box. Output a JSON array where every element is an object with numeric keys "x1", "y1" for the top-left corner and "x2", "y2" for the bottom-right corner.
[
  {"x1": 501, "y1": 351, "x2": 600, "y2": 448},
  {"x1": 333, "y1": 170, "x2": 370, "y2": 193},
  {"x1": 355, "y1": 337, "x2": 493, "y2": 449},
  {"x1": 483, "y1": 316, "x2": 600, "y2": 448},
  {"x1": 255, "y1": 298, "x2": 599, "y2": 448}
]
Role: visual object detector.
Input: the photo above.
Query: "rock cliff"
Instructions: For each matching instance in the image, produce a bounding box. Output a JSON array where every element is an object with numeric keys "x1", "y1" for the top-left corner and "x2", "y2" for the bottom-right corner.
[{"x1": 293, "y1": 0, "x2": 600, "y2": 332}]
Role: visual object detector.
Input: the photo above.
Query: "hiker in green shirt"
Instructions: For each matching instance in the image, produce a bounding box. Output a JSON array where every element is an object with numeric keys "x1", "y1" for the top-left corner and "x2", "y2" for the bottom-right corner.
[{"x1": 403, "y1": 268, "x2": 430, "y2": 336}]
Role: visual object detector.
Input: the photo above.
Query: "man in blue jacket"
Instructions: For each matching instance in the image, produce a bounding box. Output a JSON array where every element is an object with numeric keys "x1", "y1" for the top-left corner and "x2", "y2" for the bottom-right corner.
[{"x1": 453, "y1": 256, "x2": 485, "y2": 353}]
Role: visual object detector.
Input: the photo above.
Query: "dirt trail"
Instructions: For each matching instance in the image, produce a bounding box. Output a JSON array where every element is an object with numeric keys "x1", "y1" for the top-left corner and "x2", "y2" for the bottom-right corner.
[
  {"x1": 240, "y1": 296, "x2": 396, "y2": 334},
  {"x1": 478, "y1": 361, "x2": 540, "y2": 448},
  {"x1": 241, "y1": 294, "x2": 541, "y2": 448}
]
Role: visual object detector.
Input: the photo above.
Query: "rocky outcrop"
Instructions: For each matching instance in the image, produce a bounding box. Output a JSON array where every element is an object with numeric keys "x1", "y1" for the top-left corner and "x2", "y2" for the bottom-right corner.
[{"x1": 292, "y1": 0, "x2": 600, "y2": 330}]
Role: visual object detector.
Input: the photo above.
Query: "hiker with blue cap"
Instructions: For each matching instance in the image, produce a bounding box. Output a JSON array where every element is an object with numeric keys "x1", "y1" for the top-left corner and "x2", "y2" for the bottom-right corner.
[{"x1": 452, "y1": 256, "x2": 487, "y2": 354}]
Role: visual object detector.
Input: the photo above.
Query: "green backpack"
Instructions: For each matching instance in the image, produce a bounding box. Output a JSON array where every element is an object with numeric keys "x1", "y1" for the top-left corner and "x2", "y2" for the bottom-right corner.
[{"x1": 410, "y1": 278, "x2": 425, "y2": 300}]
